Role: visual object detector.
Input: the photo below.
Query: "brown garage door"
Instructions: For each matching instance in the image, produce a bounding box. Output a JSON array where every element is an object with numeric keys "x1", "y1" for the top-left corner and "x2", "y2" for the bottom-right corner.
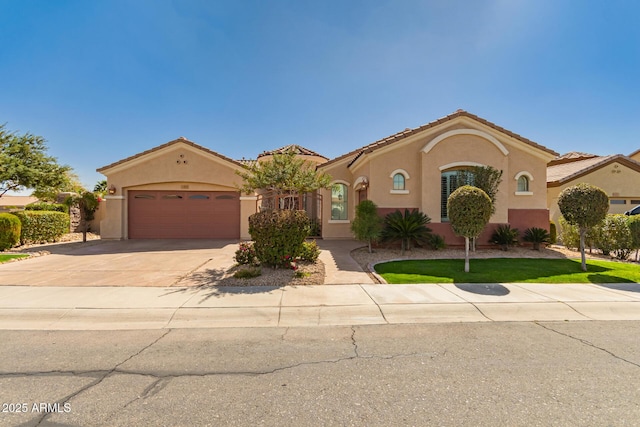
[{"x1": 128, "y1": 190, "x2": 240, "y2": 239}]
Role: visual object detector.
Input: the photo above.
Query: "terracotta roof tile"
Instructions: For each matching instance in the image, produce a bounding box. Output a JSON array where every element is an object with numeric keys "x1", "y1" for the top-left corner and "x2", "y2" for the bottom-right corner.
[
  {"x1": 257, "y1": 144, "x2": 328, "y2": 159},
  {"x1": 548, "y1": 152, "x2": 599, "y2": 166}
]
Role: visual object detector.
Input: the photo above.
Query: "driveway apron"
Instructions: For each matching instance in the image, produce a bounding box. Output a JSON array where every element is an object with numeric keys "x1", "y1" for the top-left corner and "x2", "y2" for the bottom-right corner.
[{"x1": 0, "y1": 240, "x2": 239, "y2": 287}]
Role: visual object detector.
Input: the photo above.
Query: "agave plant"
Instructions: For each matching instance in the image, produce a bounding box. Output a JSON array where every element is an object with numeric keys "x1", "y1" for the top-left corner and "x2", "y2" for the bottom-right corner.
[
  {"x1": 490, "y1": 224, "x2": 519, "y2": 251},
  {"x1": 523, "y1": 227, "x2": 551, "y2": 251},
  {"x1": 382, "y1": 209, "x2": 432, "y2": 255}
]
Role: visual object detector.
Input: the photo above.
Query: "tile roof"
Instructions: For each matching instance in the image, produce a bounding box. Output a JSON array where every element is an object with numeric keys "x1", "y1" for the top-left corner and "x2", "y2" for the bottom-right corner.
[
  {"x1": 319, "y1": 109, "x2": 558, "y2": 169},
  {"x1": 547, "y1": 154, "x2": 640, "y2": 186},
  {"x1": 97, "y1": 137, "x2": 246, "y2": 173},
  {"x1": 548, "y1": 151, "x2": 599, "y2": 166},
  {"x1": 257, "y1": 144, "x2": 328, "y2": 159},
  {"x1": 0, "y1": 195, "x2": 39, "y2": 207}
]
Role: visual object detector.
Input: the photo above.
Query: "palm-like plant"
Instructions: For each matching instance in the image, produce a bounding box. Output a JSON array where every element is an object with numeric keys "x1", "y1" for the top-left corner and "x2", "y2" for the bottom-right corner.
[
  {"x1": 490, "y1": 224, "x2": 519, "y2": 251},
  {"x1": 382, "y1": 209, "x2": 432, "y2": 255},
  {"x1": 523, "y1": 227, "x2": 551, "y2": 251}
]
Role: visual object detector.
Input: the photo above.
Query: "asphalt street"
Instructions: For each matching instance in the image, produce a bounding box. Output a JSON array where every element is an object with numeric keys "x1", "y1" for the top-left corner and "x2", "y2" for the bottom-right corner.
[{"x1": 2, "y1": 321, "x2": 640, "y2": 426}]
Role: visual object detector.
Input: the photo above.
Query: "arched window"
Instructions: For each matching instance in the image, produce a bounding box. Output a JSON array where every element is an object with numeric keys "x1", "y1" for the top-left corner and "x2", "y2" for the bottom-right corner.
[
  {"x1": 393, "y1": 173, "x2": 405, "y2": 190},
  {"x1": 331, "y1": 183, "x2": 348, "y2": 220},
  {"x1": 514, "y1": 171, "x2": 533, "y2": 195},
  {"x1": 517, "y1": 175, "x2": 529, "y2": 192}
]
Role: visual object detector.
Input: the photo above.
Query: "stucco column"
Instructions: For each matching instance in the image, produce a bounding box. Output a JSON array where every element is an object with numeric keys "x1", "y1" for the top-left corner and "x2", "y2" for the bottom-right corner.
[
  {"x1": 239, "y1": 195, "x2": 258, "y2": 240},
  {"x1": 100, "y1": 196, "x2": 125, "y2": 239}
]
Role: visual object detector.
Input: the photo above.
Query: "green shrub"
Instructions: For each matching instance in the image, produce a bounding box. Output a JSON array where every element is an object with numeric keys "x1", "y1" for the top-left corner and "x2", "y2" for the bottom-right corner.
[
  {"x1": 490, "y1": 224, "x2": 519, "y2": 251},
  {"x1": 25, "y1": 202, "x2": 68, "y2": 213},
  {"x1": 351, "y1": 200, "x2": 383, "y2": 253},
  {"x1": 235, "y1": 241, "x2": 259, "y2": 265},
  {"x1": 248, "y1": 209, "x2": 310, "y2": 268},
  {"x1": 13, "y1": 211, "x2": 69, "y2": 244},
  {"x1": 559, "y1": 217, "x2": 581, "y2": 250},
  {"x1": 382, "y1": 209, "x2": 432, "y2": 255},
  {"x1": 427, "y1": 234, "x2": 446, "y2": 250},
  {"x1": 627, "y1": 215, "x2": 640, "y2": 261},
  {"x1": 549, "y1": 221, "x2": 557, "y2": 244},
  {"x1": 523, "y1": 227, "x2": 551, "y2": 251},
  {"x1": 299, "y1": 240, "x2": 320, "y2": 262},
  {"x1": 0, "y1": 213, "x2": 21, "y2": 251},
  {"x1": 233, "y1": 266, "x2": 262, "y2": 279},
  {"x1": 309, "y1": 219, "x2": 322, "y2": 237},
  {"x1": 594, "y1": 214, "x2": 633, "y2": 260}
]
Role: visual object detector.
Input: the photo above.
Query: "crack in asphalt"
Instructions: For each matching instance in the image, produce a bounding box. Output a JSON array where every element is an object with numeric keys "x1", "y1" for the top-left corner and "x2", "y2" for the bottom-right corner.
[
  {"x1": 31, "y1": 329, "x2": 172, "y2": 426},
  {"x1": 8, "y1": 328, "x2": 445, "y2": 425},
  {"x1": 536, "y1": 322, "x2": 640, "y2": 369}
]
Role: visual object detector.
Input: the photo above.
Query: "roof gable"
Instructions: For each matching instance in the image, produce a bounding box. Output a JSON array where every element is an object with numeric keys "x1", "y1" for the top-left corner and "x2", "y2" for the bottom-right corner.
[
  {"x1": 319, "y1": 110, "x2": 558, "y2": 169},
  {"x1": 547, "y1": 154, "x2": 640, "y2": 186},
  {"x1": 97, "y1": 137, "x2": 246, "y2": 174}
]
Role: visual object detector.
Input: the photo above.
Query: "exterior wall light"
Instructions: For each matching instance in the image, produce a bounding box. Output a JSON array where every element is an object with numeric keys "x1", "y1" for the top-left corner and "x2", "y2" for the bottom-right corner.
[{"x1": 108, "y1": 185, "x2": 117, "y2": 195}]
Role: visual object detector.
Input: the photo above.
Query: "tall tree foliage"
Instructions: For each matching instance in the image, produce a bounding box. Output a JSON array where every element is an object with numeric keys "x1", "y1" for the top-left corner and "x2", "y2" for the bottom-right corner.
[
  {"x1": 456, "y1": 166, "x2": 503, "y2": 214},
  {"x1": 448, "y1": 185, "x2": 492, "y2": 272},
  {"x1": 558, "y1": 183, "x2": 609, "y2": 271},
  {"x1": 0, "y1": 124, "x2": 70, "y2": 197},
  {"x1": 236, "y1": 149, "x2": 331, "y2": 209}
]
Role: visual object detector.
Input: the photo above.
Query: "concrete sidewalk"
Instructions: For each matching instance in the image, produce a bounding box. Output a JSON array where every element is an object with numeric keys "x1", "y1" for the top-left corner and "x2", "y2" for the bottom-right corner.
[{"x1": 1, "y1": 282, "x2": 640, "y2": 330}]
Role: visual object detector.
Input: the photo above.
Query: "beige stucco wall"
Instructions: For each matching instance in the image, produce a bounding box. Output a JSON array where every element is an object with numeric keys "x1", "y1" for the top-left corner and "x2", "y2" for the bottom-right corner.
[
  {"x1": 319, "y1": 118, "x2": 554, "y2": 239},
  {"x1": 547, "y1": 161, "x2": 640, "y2": 225},
  {"x1": 99, "y1": 143, "x2": 253, "y2": 239}
]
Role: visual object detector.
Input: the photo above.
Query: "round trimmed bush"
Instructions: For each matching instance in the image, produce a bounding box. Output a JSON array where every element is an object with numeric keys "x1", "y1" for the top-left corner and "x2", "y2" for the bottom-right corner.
[{"x1": 0, "y1": 213, "x2": 21, "y2": 250}]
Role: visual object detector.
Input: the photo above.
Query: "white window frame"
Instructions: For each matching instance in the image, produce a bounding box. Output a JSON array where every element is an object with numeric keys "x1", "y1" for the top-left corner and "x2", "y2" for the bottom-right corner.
[
  {"x1": 389, "y1": 169, "x2": 410, "y2": 194},
  {"x1": 514, "y1": 171, "x2": 533, "y2": 195}
]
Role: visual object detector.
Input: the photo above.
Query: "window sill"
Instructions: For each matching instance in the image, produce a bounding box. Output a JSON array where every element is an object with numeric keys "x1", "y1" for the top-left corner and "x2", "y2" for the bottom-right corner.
[
  {"x1": 390, "y1": 190, "x2": 409, "y2": 194},
  {"x1": 515, "y1": 191, "x2": 533, "y2": 196},
  {"x1": 328, "y1": 220, "x2": 350, "y2": 224}
]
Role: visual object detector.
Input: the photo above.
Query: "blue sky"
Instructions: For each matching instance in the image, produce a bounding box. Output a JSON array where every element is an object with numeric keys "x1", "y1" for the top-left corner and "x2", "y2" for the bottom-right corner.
[{"x1": 1, "y1": 0, "x2": 639, "y2": 191}]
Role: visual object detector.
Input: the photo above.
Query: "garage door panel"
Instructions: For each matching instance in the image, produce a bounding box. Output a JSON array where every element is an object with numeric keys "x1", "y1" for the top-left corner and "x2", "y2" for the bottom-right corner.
[{"x1": 128, "y1": 191, "x2": 240, "y2": 239}]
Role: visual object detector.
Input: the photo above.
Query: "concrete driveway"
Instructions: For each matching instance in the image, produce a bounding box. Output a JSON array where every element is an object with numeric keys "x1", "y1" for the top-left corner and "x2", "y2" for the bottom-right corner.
[{"x1": 0, "y1": 240, "x2": 239, "y2": 287}]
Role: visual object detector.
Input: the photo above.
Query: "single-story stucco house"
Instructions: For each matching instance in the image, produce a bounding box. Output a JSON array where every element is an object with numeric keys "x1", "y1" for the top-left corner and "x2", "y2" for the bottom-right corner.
[
  {"x1": 547, "y1": 152, "x2": 640, "y2": 225},
  {"x1": 97, "y1": 110, "x2": 559, "y2": 244}
]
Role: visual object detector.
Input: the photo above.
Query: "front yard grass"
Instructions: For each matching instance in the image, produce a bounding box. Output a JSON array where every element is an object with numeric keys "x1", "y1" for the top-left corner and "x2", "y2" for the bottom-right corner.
[
  {"x1": 374, "y1": 258, "x2": 640, "y2": 284},
  {"x1": 0, "y1": 254, "x2": 28, "y2": 263}
]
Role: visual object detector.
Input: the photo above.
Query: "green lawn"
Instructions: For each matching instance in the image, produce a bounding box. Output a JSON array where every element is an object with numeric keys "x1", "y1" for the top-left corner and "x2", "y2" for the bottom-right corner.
[
  {"x1": 0, "y1": 254, "x2": 28, "y2": 263},
  {"x1": 374, "y1": 258, "x2": 640, "y2": 284}
]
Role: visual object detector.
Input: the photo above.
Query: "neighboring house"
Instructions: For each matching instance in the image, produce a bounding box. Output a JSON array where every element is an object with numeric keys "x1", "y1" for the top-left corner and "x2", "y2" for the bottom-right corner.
[
  {"x1": 97, "y1": 110, "x2": 558, "y2": 244},
  {"x1": 317, "y1": 110, "x2": 558, "y2": 245},
  {"x1": 547, "y1": 152, "x2": 640, "y2": 225},
  {"x1": 0, "y1": 196, "x2": 39, "y2": 212}
]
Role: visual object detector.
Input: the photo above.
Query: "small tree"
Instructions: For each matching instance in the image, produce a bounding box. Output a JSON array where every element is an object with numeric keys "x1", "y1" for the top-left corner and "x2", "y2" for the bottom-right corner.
[
  {"x1": 448, "y1": 186, "x2": 492, "y2": 272},
  {"x1": 456, "y1": 165, "x2": 503, "y2": 251},
  {"x1": 236, "y1": 149, "x2": 331, "y2": 208},
  {"x1": 0, "y1": 124, "x2": 70, "y2": 198},
  {"x1": 557, "y1": 183, "x2": 609, "y2": 271},
  {"x1": 65, "y1": 191, "x2": 100, "y2": 242},
  {"x1": 382, "y1": 209, "x2": 432, "y2": 256},
  {"x1": 351, "y1": 200, "x2": 383, "y2": 253}
]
